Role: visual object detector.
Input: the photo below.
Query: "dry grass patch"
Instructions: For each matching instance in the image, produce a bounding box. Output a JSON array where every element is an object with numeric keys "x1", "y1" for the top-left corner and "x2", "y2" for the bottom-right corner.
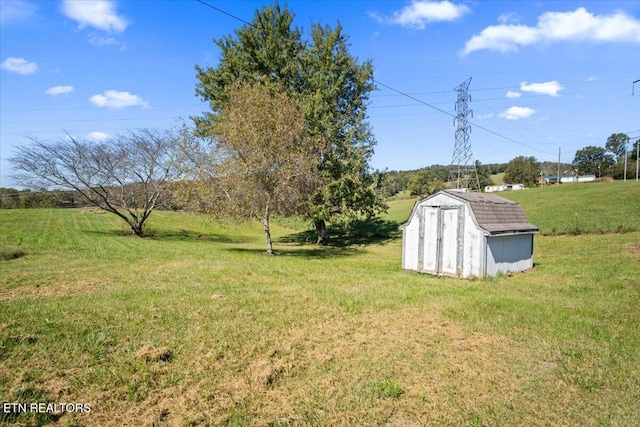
[
  {"x1": 0, "y1": 276, "x2": 106, "y2": 302},
  {"x1": 134, "y1": 345, "x2": 173, "y2": 362}
]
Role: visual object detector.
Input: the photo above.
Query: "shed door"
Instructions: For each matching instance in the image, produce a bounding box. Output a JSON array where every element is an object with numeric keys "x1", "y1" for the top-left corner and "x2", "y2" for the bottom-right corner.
[
  {"x1": 439, "y1": 207, "x2": 462, "y2": 276},
  {"x1": 419, "y1": 206, "x2": 439, "y2": 272},
  {"x1": 419, "y1": 206, "x2": 463, "y2": 276}
]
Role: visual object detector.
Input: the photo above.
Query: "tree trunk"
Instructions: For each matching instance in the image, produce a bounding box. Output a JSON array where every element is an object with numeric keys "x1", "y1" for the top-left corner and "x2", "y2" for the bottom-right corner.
[
  {"x1": 130, "y1": 221, "x2": 144, "y2": 237},
  {"x1": 315, "y1": 219, "x2": 326, "y2": 244},
  {"x1": 262, "y1": 208, "x2": 274, "y2": 255}
]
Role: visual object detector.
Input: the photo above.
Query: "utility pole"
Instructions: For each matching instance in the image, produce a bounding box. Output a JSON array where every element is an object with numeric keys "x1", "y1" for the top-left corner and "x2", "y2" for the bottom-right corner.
[
  {"x1": 624, "y1": 144, "x2": 628, "y2": 182},
  {"x1": 624, "y1": 79, "x2": 640, "y2": 181},
  {"x1": 557, "y1": 147, "x2": 561, "y2": 185},
  {"x1": 634, "y1": 80, "x2": 640, "y2": 181},
  {"x1": 636, "y1": 137, "x2": 639, "y2": 181}
]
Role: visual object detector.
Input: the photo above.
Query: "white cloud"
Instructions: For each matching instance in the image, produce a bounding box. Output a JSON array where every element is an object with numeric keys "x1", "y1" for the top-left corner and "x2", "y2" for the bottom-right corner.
[
  {"x1": 61, "y1": 0, "x2": 128, "y2": 33},
  {"x1": 86, "y1": 131, "x2": 111, "y2": 141},
  {"x1": 499, "y1": 106, "x2": 535, "y2": 120},
  {"x1": 1, "y1": 56, "x2": 37, "y2": 75},
  {"x1": 587, "y1": 75, "x2": 598, "y2": 82},
  {"x1": 376, "y1": 1, "x2": 470, "y2": 29},
  {"x1": 476, "y1": 113, "x2": 494, "y2": 119},
  {"x1": 498, "y1": 12, "x2": 520, "y2": 25},
  {"x1": 506, "y1": 90, "x2": 521, "y2": 98},
  {"x1": 0, "y1": 0, "x2": 37, "y2": 24},
  {"x1": 44, "y1": 85, "x2": 74, "y2": 96},
  {"x1": 462, "y1": 7, "x2": 640, "y2": 54},
  {"x1": 88, "y1": 34, "x2": 118, "y2": 47},
  {"x1": 520, "y1": 81, "x2": 564, "y2": 96},
  {"x1": 89, "y1": 90, "x2": 149, "y2": 109}
]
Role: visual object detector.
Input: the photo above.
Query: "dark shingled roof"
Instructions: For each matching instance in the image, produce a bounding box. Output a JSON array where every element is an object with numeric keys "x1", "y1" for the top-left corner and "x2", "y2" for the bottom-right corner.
[{"x1": 443, "y1": 190, "x2": 538, "y2": 234}]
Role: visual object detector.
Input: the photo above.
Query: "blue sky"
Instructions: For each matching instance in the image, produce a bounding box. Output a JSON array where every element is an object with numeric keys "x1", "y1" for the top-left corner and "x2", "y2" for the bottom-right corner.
[{"x1": 1, "y1": 0, "x2": 639, "y2": 188}]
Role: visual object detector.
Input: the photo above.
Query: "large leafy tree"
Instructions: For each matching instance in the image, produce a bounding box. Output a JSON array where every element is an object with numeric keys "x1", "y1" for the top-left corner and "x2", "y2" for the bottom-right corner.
[
  {"x1": 299, "y1": 23, "x2": 386, "y2": 242},
  {"x1": 475, "y1": 161, "x2": 494, "y2": 189},
  {"x1": 503, "y1": 156, "x2": 539, "y2": 187},
  {"x1": 193, "y1": 2, "x2": 385, "y2": 244},
  {"x1": 11, "y1": 129, "x2": 181, "y2": 236},
  {"x1": 573, "y1": 146, "x2": 614, "y2": 176},
  {"x1": 605, "y1": 133, "x2": 629, "y2": 164}
]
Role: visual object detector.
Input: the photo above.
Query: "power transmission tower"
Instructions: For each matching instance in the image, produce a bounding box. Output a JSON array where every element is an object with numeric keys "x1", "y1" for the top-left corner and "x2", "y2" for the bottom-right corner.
[{"x1": 448, "y1": 77, "x2": 480, "y2": 190}]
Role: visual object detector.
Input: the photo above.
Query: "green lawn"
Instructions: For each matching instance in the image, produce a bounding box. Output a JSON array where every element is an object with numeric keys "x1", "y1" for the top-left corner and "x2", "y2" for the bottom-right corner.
[
  {"x1": 1, "y1": 183, "x2": 639, "y2": 426},
  {"x1": 499, "y1": 180, "x2": 640, "y2": 235}
]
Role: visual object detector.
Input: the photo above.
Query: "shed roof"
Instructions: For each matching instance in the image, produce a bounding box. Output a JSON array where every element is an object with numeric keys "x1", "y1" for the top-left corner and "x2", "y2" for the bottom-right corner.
[
  {"x1": 443, "y1": 191, "x2": 538, "y2": 234},
  {"x1": 401, "y1": 190, "x2": 538, "y2": 235}
]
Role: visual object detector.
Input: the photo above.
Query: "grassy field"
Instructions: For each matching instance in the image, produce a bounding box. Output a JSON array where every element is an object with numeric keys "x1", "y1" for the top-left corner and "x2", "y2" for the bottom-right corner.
[
  {"x1": 490, "y1": 172, "x2": 505, "y2": 185},
  {"x1": 1, "y1": 182, "x2": 639, "y2": 426},
  {"x1": 499, "y1": 181, "x2": 640, "y2": 235}
]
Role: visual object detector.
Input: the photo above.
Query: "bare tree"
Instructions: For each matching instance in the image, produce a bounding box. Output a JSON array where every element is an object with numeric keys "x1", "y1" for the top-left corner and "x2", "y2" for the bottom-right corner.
[{"x1": 11, "y1": 128, "x2": 182, "y2": 236}]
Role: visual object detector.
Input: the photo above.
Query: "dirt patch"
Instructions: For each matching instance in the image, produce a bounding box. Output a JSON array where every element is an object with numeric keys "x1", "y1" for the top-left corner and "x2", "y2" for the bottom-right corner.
[
  {"x1": 624, "y1": 244, "x2": 640, "y2": 254},
  {"x1": 135, "y1": 345, "x2": 173, "y2": 362},
  {"x1": 0, "y1": 276, "x2": 106, "y2": 302}
]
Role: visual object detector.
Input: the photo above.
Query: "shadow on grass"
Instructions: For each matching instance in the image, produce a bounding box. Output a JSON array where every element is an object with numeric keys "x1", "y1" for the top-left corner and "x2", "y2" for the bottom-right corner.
[
  {"x1": 225, "y1": 246, "x2": 361, "y2": 259},
  {"x1": 85, "y1": 228, "x2": 254, "y2": 244},
  {"x1": 278, "y1": 217, "x2": 401, "y2": 248}
]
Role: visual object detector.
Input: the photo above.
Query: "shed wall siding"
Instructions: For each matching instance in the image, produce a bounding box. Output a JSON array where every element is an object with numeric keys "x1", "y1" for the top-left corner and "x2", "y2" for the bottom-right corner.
[
  {"x1": 402, "y1": 226, "x2": 419, "y2": 271},
  {"x1": 485, "y1": 234, "x2": 534, "y2": 276}
]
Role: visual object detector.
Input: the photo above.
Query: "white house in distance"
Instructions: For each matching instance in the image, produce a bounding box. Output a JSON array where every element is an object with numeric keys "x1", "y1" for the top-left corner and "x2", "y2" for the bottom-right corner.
[
  {"x1": 542, "y1": 174, "x2": 596, "y2": 184},
  {"x1": 400, "y1": 190, "x2": 539, "y2": 278},
  {"x1": 484, "y1": 183, "x2": 525, "y2": 193}
]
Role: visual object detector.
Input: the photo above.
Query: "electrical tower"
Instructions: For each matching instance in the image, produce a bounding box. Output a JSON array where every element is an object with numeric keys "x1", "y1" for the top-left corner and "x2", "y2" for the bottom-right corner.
[{"x1": 448, "y1": 77, "x2": 480, "y2": 190}]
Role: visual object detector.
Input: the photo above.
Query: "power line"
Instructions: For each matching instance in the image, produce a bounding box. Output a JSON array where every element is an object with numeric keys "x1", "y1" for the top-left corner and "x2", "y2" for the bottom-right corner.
[
  {"x1": 192, "y1": 0, "x2": 558, "y2": 158},
  {"x1": 375, "y1": 80, "x2": 556, "y2": 156},
  {"x1": 195, "y1": 0, "x2": 253, "y2": 26}
]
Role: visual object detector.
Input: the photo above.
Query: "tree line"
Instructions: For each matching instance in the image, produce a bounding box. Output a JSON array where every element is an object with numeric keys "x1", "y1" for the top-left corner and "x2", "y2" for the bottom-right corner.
[{"x1": 573, "y1": 133, "x2": 639, "y2": 179}]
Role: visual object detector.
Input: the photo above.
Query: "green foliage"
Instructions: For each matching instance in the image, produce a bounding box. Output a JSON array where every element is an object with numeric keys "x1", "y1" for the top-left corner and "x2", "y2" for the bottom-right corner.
[
  {"x1": 572, "y1": 145, "x2": 614, "y2": 176},
  {"x1": 407, "y1": 169, "x2": 445, "y2": 196},
  {"x1": 372, "y1": 379, "x2": 404, "y2": 399},
  {"x1": 194, "y1": 3, "x2": 304, "y2": 122},
  {"x1": 605, "y1": 133, "x2": 630, "y2": 164},
  {"x1": 208, "y1": 80, "x2": 319, "y2": 254},
  {"x1": 193, "y1": 3, "x2": 386, "y2": 240},
  {"x1": 572, "y1": 132, "x2": 638, "y2": 179},
  {"x1": 503, "y1": 156, "x2": 539, "y2": 187},
  {"x1": 475, "y1": 161, "x2": 494, "y2": 189},
  {"x1": 381, "y1": 164, "x2": 505, "y2": 197}
]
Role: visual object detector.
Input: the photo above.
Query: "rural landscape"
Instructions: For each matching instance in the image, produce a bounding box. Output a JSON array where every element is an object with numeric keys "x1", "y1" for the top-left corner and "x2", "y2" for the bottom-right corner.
[
  {"x1": 1, "y1": 181, "x2": 640, "y2": 426},
  {"x1": 2, "y1": 0, "x2": 640, "y2": 425}
]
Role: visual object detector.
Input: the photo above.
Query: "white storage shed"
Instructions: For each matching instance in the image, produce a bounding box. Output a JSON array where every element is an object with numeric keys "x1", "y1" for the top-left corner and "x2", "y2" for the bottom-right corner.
[{"x1": 400, "y1": 190, "x2": 538, "y2": 278}]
